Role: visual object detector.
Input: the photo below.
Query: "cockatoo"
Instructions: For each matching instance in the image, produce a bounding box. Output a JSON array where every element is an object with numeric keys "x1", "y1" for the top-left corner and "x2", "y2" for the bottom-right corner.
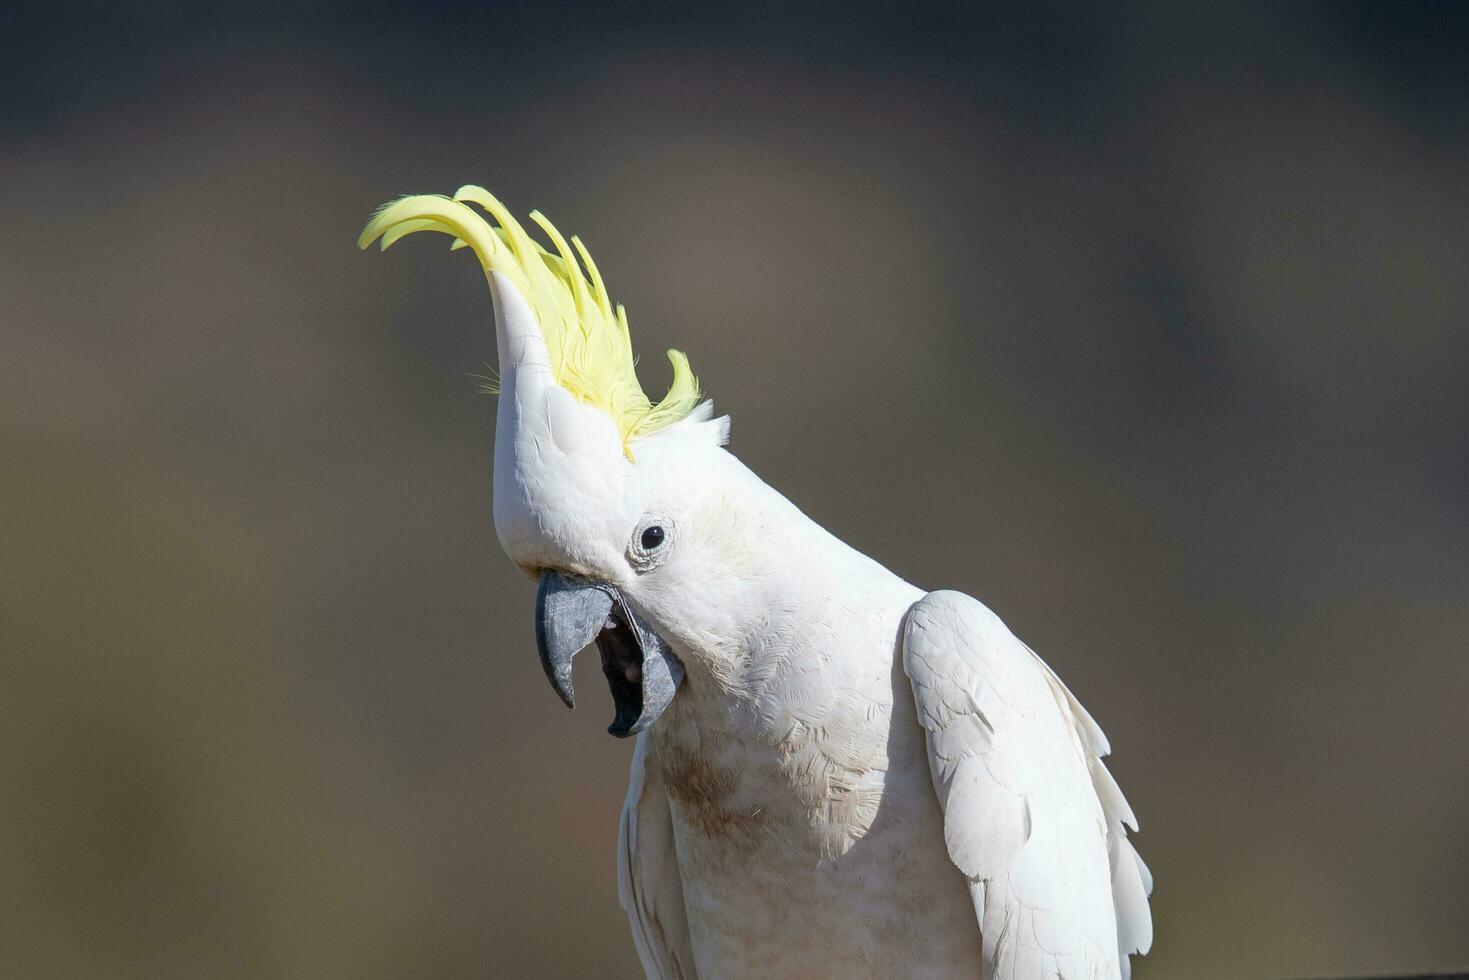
[{"x1": 359, "y1": 187, "x2": 1153, "y2": 979}]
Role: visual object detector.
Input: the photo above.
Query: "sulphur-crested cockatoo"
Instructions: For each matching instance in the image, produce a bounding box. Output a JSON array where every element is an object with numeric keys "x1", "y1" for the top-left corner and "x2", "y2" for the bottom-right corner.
[{"x1": 360, "y1": 187, "x2": 1153, "y2": 979}]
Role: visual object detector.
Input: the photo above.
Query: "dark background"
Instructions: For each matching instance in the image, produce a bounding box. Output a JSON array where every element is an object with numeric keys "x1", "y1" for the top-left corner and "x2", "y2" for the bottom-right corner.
[{"x1": 3, "y1": 3, "x2": 1467, "y2": 977}]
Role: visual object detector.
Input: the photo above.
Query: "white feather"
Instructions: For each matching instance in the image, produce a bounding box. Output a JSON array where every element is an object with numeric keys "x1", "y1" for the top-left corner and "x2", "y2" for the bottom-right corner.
[
  {"x1": 618, "y1": 733, "x2": 697, "y2": 980},
  {"x1": 903, "y1": 590, "x2": 1153, "y2": 979}
]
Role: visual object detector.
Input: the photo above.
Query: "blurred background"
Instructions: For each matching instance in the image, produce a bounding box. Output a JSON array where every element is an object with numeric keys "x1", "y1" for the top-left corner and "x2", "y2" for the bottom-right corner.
[{"x1": 3, "y1": 3, "x2": 1467, "y2": 977}]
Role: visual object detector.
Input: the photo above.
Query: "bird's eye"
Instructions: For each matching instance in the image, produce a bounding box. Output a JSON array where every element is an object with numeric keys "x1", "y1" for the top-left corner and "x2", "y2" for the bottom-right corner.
[{"x1": 628, "y1": 518, "x2": 672, "y2": 571}]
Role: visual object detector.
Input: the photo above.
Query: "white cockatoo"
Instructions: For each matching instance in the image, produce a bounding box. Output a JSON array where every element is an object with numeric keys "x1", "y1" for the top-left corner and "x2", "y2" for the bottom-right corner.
[{"x1": 360, "y1": 187, "x2": 1153, "y2": 979}]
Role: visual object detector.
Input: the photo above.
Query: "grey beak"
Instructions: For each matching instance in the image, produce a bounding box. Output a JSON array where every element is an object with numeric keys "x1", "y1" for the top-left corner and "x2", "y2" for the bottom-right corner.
[
  {"x1": 534, "y1": 570, "x2": 686, "y2": 738},
  {"x1": 535, "y1": 571, "x2": 614, "y2": 708}
]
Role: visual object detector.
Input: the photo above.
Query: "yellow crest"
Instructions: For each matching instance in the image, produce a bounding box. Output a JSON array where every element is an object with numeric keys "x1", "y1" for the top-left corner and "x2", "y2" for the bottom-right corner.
[{"x1": 359, "y1": 186, "x2": 701, "y2": 450}]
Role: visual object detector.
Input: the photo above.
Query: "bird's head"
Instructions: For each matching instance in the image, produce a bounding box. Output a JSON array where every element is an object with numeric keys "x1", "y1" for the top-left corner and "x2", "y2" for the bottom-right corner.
[{"x1": 360, "y1": 187, "x2": 738, "y2": 737}]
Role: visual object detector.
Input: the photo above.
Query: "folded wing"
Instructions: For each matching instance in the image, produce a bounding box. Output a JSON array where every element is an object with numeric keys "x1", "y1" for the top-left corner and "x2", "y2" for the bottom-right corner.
[
  {"x1": 618, "y1": 732, "x2": 698, "y2": 979},
  {"x1": 902, "y1": 591, "x2": 1152, "y2": 979}
]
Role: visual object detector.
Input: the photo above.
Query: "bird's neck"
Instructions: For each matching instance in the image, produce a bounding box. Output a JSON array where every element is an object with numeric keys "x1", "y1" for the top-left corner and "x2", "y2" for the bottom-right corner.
[{"x1": 646, "y1": 452, "x2": 926, "y2": 859}]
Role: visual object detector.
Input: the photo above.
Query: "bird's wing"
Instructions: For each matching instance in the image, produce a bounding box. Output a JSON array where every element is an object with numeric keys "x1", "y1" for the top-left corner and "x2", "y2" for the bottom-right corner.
[
  {"x1": 902, "y1": 590, "x2": 1153, "y2": 980},
  {"x1": 618, "y1": 731, "x2": 698, "y2": 980}
]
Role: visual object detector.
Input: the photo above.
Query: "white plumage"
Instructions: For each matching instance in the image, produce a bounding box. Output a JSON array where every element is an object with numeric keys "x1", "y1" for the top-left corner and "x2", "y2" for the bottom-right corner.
[
  {"x1": 608, "y1": 460, "x2": 1153, "y2": 978},
  {"x1": 904, "y1": 592, "x2": 1153, "y2": 979},
  {"x1": 362, "y1": 190, "x2": 1153, "y2": 979}
]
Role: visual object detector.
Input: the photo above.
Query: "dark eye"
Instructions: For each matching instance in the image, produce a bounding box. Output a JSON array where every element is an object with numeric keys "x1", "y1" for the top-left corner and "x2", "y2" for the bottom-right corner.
[{"x1": 640, "y1": 525, "x2": 666, "y2": 551}]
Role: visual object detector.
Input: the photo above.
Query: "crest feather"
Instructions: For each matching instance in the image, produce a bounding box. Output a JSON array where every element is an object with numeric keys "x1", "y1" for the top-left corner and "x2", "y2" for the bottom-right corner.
[{"x1": 358, "y1": 187, "x2": 702, "y2": 448}]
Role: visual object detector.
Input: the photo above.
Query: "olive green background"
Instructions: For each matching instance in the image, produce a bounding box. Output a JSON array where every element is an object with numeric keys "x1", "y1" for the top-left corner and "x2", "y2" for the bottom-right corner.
[{"x1": 3, "y1": 4, "x2": 1467, "y2": 977}]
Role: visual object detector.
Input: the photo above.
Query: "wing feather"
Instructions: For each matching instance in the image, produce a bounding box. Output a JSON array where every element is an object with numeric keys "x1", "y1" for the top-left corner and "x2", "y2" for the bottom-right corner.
[
  {"x1": 902, "y1": 590, "x2": 1152, "y2": 980},
  {"x1": 617, "y1": 732, "x2": 697, "y2": 980}
]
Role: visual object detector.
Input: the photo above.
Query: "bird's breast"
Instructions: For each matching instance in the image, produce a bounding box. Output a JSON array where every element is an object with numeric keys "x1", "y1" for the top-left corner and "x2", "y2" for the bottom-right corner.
[{"x1": 649, "y1": 664, "x2": 983, "y2": 978}]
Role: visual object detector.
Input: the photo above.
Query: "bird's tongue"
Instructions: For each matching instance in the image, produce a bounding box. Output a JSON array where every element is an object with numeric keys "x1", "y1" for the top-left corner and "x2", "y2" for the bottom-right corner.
[{"x1": 535, "y1": 570, "x2": 685, "y2": 738}]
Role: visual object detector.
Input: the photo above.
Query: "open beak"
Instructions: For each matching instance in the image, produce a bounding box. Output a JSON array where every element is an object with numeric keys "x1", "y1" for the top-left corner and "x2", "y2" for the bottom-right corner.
[{"x1": 534, "y1": 570, "x2": 685, "y2": 738}]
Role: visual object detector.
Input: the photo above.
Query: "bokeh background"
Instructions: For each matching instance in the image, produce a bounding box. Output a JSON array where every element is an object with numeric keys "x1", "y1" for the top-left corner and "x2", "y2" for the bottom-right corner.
[{"x1": 4, "y1": 3, "x2": 1467, "y2": 977}]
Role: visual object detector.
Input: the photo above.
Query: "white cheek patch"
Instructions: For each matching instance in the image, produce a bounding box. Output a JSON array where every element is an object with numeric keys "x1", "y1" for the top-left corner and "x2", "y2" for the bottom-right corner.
[{"x1": 693, "y1": 489, "x2": 763, "y2": 579}]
